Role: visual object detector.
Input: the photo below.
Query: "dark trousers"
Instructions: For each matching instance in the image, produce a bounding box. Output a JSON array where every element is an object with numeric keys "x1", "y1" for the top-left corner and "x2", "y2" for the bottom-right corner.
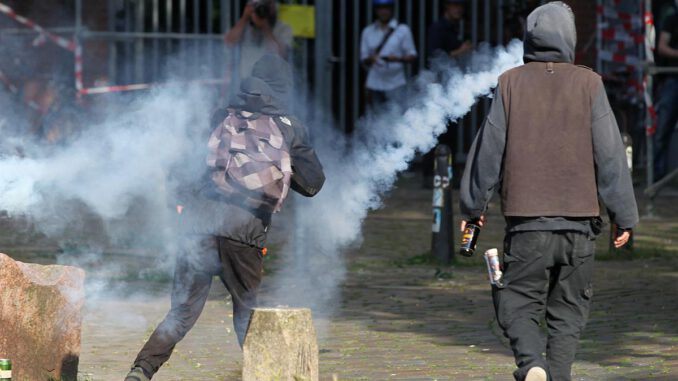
[
  {"x1": 493, "y1": 231, "x2": 595, "y2": 381},
  {"x1": 133, "y1": 236, "x2": 263, "y2": 378},
  {"x1": 654, "y1": 76, "x2": 678, "y2": 180}
]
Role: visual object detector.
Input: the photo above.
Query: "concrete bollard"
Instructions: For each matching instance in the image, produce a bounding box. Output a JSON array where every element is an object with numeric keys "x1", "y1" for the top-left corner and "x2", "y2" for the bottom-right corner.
[{"x1": 243, "y1": 308, "x2": 319, "y2": 381}]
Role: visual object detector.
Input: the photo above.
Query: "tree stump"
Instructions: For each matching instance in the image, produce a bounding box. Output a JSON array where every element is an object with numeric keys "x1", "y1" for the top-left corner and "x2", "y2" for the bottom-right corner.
[
  {"x1": 243, "y1": 308, "x2": 319, "y2": 381},
  {"x1": 0, "y1": 253, "x2": 85, "y2": 381}
]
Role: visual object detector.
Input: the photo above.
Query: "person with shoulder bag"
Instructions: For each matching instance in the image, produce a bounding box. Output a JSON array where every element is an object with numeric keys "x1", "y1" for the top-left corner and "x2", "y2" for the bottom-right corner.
[{"x1": 360, "y1": 0, "x2": 417, "y2": 110}]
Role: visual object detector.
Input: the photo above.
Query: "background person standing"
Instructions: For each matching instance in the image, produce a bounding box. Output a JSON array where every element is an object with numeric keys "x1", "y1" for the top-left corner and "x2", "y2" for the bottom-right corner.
[
  {"x1": 360, "y1": 0, "x2": 417, "y2": 109},
  {"x1": 224, "y1": 0, "x2": 293, "y2": 80},
  {"x1": 460, "y1": 3, "x2": 638, "y2": 381},
  {"x1": 423, "y1": 0, "x2": 473, "y2": 187},
  {"x1": 427, "y1": 0, "x2": 473, "y2": 61}
]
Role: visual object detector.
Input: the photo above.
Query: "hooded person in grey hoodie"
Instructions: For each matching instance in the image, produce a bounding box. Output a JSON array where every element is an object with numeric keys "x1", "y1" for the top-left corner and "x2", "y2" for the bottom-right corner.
[
  {"x1": 459, "y1": 2, "x2": 637, "y2": 381},
  {"x1": 124, "y1": 54, "x2": 325, "y2": 381}
]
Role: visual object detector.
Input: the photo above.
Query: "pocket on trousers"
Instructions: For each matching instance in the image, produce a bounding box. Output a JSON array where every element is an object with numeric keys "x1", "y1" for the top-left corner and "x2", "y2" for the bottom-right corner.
[
  {"x1": 504, "y1": 232, "x2": 546, "y2": 263},
  {"x1": 573, "y1": 234, "x2": 596, "y2": 263}
]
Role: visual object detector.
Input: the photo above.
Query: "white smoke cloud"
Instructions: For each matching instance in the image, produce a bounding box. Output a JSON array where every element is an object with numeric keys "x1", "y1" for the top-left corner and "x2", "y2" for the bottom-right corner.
[
  {"x1": 0, "y1": 38, "x2": 524, "y2": 335},
  {"x1": 266, "y1": 41, "x2": 525, "y2": 321},
  {"x1": 0, "y1": 86, "x2": 209, "y2": 220}
]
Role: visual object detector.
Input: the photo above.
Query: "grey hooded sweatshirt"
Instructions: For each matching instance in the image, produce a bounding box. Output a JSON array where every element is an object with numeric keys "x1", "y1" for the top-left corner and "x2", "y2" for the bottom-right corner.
[{"x1": 459, "y1": 1, "x2": 638, "y2": 233}]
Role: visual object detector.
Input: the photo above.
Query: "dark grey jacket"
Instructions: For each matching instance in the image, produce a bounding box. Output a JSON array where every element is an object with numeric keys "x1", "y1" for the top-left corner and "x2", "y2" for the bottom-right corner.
[
  {"x1": 179, "y1": 56, "x2": 325, "y2": 248},
  {"x1": 460, "y1": 1, "x2": 638, "y2": 233}
]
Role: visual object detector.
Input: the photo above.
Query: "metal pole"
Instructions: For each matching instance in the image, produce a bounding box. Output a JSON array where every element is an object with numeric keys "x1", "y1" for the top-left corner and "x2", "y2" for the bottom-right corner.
[
  {"x1": 124, "y1": 0, "x2": 133, "y2": 84},
  {"x1": 464, "y1": 0, "x2": 480, "y2": 161},
  {"x1": 340, "y1": 0, "x2": 347, "y2": 133},
  {"x1": 180, "y1": 0, "x2": 187, "y2": 77},
  {"x1": 207, "y1": 0, "x2": 214, "y2": 78},
  {"x1": 418, "y1": 0, "x2": 426, "y2": 70},
  {"x1": 596, "y1": 0, "x2": 602, "y2": 73},
  {"x1": 314, "y1": 0, "x2": 333, "y2": 116},
  {"x1": 152, "y1": 0, "x2": 159, "y2": 81},
  {"x1": 405, "y1": 0, "x2": 413, "y2": 78},
  {"x1": 645, "y1": 0, "x2": 655, "y2": 194},
  {"x1": 352, "y1": 0, "x2": 360, "y2": 132},
  {"x1": 193, "y1": 0, "x2": 200, "y2": 78},
  {"x1": 431, "y1": 144, "x2": 454, "y2": 264},
  {"x1": 75, "y1": 0, "x2": 83, "y2": 100},
  {"x1": 107, "y1": 0, "x2": 117, "y2": 84},
  {"x1": 481, "y1": 0, "x2": 491, "y2": 136},
  {"x1": 166, "y1": 0, "x2": 173, "y2": 58},
  {"x1": 497, "y1": 0, "x2": 504, "y2": 45},
  {"x1": 134, "y1": 0, "x2": 145, "y2": 83},
  {"x1": 221, "y1": 0, "x2": 230, "y2": 33}
]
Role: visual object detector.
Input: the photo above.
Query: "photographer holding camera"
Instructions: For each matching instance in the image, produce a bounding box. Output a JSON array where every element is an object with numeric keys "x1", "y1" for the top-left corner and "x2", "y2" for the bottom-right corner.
[{"x1": 225, "y1": 0, "x2": 293, "y2": 78}]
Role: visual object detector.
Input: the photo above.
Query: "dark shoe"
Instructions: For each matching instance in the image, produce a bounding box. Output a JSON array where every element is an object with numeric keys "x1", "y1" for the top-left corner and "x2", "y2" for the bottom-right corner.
[{"x1": 124, "y1": 367, "x2": 150, "y2": 381}]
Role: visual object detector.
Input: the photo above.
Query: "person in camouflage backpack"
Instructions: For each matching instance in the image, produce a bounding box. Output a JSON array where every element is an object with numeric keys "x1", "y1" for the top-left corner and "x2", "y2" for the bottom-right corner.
[{"x1": 125, "y1": 54, "x2": 325, "y2": 381}]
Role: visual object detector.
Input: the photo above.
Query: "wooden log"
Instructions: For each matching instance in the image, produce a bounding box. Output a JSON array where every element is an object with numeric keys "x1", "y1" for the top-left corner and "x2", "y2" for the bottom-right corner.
[{"x1": 243, "y1": 308, "x2": 319, "y2": 381}]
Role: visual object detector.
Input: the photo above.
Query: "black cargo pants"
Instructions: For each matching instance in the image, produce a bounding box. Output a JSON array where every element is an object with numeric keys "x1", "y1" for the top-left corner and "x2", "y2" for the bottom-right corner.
[
  {"x1": 493, "y1": 230, "x2": 595, "y2": 381},
  {"x1": 133, "y1": 235, "x2": 264, "y2": 379}
]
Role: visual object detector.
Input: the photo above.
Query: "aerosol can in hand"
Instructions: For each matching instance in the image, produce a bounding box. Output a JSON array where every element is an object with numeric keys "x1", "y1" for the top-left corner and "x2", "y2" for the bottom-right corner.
[
  {"x1": 460, "y1": 219, "x2": 481, "y2": 257},
  {"x1": 484, "y1": 248, "x2": 504, "y2": 287}
]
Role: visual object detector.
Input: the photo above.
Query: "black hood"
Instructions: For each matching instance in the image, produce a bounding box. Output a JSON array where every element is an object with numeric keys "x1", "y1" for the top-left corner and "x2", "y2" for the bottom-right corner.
[
  {"x1": 230, "y1": 54, "x2": 292, "y2": 115},
  {"x1": 523, "y1": 1, "x2": 577, "y2": 63}
]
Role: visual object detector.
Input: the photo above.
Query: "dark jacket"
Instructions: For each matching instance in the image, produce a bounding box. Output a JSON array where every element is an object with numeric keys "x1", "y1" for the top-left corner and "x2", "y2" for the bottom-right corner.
[
  {"x1": 460, "y1": 2, "x2": 638, "y2": 232},
  {"x1": 180, "y1": 55, "x2": 325, "y2": 248},
  {"x1": 428, "y1": 17, "x2": 464, "y2": 58}
]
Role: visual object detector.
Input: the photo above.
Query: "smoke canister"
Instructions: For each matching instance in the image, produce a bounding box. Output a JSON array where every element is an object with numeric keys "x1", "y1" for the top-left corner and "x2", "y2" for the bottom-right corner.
[
  {"x1": 484, "y1": 248, "x2": 504, "y2": 287},
  {"x1": 0, "y1": 359, "x2": 11, "y2": 381},
  {"x1": 459, "y1": 219, "x2": 481, "y2": 257}
]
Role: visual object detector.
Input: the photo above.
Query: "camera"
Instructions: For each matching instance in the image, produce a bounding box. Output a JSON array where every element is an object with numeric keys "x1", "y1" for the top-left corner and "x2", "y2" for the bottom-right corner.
[{"x1": 251, "y1": 0, "x2": 273, "y2": 20}]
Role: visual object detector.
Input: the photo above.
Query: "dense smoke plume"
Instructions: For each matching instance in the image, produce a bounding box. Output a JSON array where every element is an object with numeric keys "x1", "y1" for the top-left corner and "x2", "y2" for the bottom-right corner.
[
  {"x1": 266, "y1": 41, "x2": 525, "y2": 318},
  {"x1": 0, "y1": 34, "x2": 523, "y2": 330}
]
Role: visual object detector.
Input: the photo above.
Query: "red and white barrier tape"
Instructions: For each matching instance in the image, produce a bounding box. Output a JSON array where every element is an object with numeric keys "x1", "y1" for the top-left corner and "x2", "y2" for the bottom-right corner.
[
  {"x1": 0, "y1": 2, "x2": 76, "y2": 52},
  {"x1": 80, "y1": 78, "x2": 227, "y2": 96},
  {"x1": 644, "y1": 10, "x2": 655, "y2": 64}
]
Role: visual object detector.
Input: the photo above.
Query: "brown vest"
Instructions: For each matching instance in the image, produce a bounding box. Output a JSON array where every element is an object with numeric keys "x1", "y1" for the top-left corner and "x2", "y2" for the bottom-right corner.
[{"x1": 499, "y1": 62, "x2": 600, "y2": 217}]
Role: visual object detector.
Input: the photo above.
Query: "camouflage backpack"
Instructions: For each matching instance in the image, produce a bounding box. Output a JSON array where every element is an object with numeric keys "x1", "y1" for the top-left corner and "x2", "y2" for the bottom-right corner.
[{"x1": 207, "y1": 111, "x2": 293, "y2": 213}]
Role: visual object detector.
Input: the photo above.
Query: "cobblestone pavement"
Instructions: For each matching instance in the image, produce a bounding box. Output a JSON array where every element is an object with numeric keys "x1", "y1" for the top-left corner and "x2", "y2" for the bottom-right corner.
[{"x1": 8, "y1": 176, "x2": 677, "y2": 381}]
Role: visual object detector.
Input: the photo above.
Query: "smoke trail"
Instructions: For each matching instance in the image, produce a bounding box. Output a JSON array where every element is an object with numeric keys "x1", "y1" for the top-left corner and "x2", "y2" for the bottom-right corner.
[{"x1": 266, "y1": 41, "x2": 524, "y2": 321}]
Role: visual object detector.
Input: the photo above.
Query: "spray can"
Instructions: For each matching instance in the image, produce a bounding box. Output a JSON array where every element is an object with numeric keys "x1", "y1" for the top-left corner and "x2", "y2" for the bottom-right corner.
[
  {"x1": 459, "y1": 219, "x2": 481, "y2": 257},
  {"x1": 0, "y1": 359, "x2": 11, "y2": 381},
  {"x1": 483, "y1": 248, "x2": 504, "y2": 287}
]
